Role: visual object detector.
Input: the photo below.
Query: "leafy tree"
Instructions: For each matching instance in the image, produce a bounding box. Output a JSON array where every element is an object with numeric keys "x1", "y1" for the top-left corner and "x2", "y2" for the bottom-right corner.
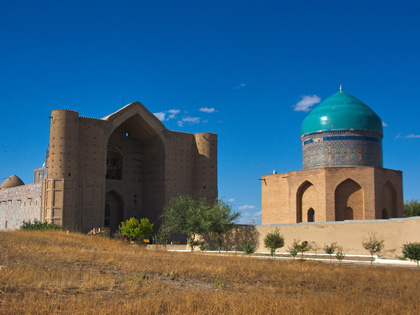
[
  {"x1": 159, "y1": 196, "x2": 212, "y2": 251},
  {"x1": 404, "y1": 199, "x2": 420, "y2": 217},
  {"x1": 264, "y1": 228, "x2": 284, "y2": 257},
  {"x1": 362, "y1": 233, "x2": 384, "y2": 265},
  {"x1": 324, "y1": 243, "x2": 338, "y2": 263},
  {"x1": 207, "y1": 199, "x2": 240, "y2": 252},
  {"x1": 160, "y1": 196, "x2": 240, "y2": 252},
  {"x1": 120, "y1": 217, "x2": 154, "y2": 242},
  {"x1": 402, "y1": 242, "x2": 420, "y2": 267}
]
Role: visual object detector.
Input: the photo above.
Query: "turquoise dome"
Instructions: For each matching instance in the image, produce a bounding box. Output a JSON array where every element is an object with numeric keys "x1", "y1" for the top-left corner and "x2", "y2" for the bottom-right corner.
[{"x1": 301, "y1": 91, "x2": 383, "y2": 136}]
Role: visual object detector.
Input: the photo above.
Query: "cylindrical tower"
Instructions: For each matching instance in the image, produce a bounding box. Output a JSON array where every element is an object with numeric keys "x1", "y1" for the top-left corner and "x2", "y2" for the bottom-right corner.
[
  {"x1": 194, "y1": 132, "x2": 218, "y2": 200},
  {"x1": 301, "y1": 91, "x2": 383, "y2": 170},
  {"x1": 48, "y1": 110, "x2": 80, "y2": 179}
]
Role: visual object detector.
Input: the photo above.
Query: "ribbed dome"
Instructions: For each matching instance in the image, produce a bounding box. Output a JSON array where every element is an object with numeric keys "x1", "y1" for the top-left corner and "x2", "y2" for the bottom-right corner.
[
  {"x1": 301, "y1": 91, "x2": 383, "y2": 137},
  {"x1": 1, "y1": 175, "x2": 25, "y2": 189}
]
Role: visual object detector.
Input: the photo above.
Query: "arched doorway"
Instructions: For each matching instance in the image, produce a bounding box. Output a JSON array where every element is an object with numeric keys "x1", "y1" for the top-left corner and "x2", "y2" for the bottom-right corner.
[
  {"x1": 334, "y1": 179, "x2": 363, "y2": 221},
  {"x1": 307, "y1": 208, "x2": 315, "y2": 222},
  {"x1": 105, "y1": 191, "x2": 124, "y2": 235},
  {"x1": 296, "y1": 181, "x2": 317, "y2": 223}
]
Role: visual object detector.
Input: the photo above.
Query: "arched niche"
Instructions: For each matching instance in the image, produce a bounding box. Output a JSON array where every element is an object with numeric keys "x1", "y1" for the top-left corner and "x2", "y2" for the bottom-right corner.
[
  {"x1": 307, "y1": 208, "x2": 315, "y2": 222},
  {"x1": 105, "y1": 191, "x2": 124, "y2": 235},
  {"x1": 335, "y1": 179, "x2": 363, "y2": 221},
  {"x1": 296, "y1": 181, "x2": 317, "y2": 223},
  {"x1": 381, "y1": 181, "x2": 397, "y2": 218}
]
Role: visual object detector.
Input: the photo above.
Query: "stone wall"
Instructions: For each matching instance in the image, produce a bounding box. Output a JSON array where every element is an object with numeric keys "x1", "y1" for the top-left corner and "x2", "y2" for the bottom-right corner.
[{"x1": 0, "y1": 183, "x2": 43, "y2": 230}]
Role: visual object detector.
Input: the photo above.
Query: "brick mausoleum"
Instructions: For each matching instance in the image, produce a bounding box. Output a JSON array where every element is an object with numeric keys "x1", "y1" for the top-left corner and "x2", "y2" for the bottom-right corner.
[
  {"x1": 0, "y1": 102, "x2": 217, "y2": 233},
  {"x1": 262, "y1": 88, "x2": 404, "y2": 224}
]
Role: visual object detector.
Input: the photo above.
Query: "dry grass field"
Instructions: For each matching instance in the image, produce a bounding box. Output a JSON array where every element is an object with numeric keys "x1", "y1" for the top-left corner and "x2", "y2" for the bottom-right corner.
[{"x1": 1, "y1": 230, "x2": 419, "y2": 314}]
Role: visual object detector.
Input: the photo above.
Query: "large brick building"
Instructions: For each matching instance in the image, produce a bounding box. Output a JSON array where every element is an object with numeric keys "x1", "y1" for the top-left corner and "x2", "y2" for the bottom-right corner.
[
  {"x1": 262, "y1": 89, "x2": 403, "y2": 224},
  {"x1": 1, "y1": 102, "x2": 217, "y2": 233}
]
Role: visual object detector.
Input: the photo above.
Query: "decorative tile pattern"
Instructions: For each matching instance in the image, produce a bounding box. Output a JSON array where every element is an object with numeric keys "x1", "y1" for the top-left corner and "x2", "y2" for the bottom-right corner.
[{"x1": 302, "y1": 130, "x2": 382, "y2": 169}]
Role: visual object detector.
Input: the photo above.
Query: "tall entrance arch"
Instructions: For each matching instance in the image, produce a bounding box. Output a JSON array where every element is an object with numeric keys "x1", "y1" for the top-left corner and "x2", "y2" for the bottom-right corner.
[
  {"x1": 105, "y1": 113, "x2": 166, "y2": 227},
  {"x1": 335, "y1": 179, "x2": 363, "y2": 221},
  {"x1": 105, "y1": 191, "x2": 123, "y2": 235}
]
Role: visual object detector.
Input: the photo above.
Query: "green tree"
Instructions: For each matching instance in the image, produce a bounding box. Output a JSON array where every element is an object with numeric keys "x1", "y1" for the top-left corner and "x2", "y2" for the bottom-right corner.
[
  {"x1": 120, "y1": 217, "x2": 154, "y2": 242},
  {"x1": 404, "y1": 199, "x2": 420, "y2": 217},
  {"x1": 159, "y1": 196, "x2": 212, "y2": 251},
  {"x1": 362, "y1": 233, "x2": 384, "y2": 265},
  {"x1": 324, "y1": 243, "x2": 338, "y2": 263},
  {"x1": 207, "y1": 199, "x2": 240, "y2": 252},
  {"x1": 264, "y1": 228, "x2": 285, "y2": 257},
  {"x1": 402, "y1": 242, "x2": 420, "y2": 267}
]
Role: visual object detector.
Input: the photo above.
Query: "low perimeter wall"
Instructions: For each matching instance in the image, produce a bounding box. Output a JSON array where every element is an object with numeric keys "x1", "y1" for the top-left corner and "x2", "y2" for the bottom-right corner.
[{"x1": 256, "y1": 217, "x2": 420, "y2": 258}]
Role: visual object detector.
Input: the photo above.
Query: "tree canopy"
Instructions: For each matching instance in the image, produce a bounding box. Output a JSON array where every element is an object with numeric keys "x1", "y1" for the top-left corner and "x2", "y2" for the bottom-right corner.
[
  {"x1": 159, "y1": 195, "x2": 240, "y2": 251},
  {"x1": 404, "y1": 199, "x2": 420, "y2": 217}
]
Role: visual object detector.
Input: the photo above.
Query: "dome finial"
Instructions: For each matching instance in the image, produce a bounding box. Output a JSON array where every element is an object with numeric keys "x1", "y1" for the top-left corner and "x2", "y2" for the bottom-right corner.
[{"x1": 340, "y1": 84, "x2": 343, "y2": 92}]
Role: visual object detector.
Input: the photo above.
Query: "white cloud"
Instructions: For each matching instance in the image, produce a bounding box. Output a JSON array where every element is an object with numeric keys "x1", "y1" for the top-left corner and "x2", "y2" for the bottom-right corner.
[
  {"x1": 238, "y1": 205, "x2": 256, "y2": 210},
  {"x1": 154, "y1": 109, "x2": 180, "y2": 121},
  {"x1": 395, "y1": 133, "x2": 420, "y2": 139},
  {"x1": 234, "y1": 83, "x2": 246, "y2": 89},
  {"x1": 382, "y1": 121, "x2": 388, "y2": 127},
  {"x1": 199, "y1": 107, "x2": 216, "y2": 113},
  {"x1": 167, "y1": 109, "x2": 180, "y2": 119},
  {"x1": 177, "y1": 116, "x2": 201, "y2": 127},
  {"x1": 293, "y1": 95, "x2": 321, "y2": 112},
  {"x1": 183, "y1": 116, "x2": 200, "y2": 123},
  {"x1": 153, "y1": 112, "x2": 165, "y2": 121},
  {"x1": 227, "y1": 198, "x2": 235, "y2": 203}
]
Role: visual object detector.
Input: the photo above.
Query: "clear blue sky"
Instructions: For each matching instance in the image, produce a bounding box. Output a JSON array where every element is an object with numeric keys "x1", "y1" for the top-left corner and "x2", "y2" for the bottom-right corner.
[{"x1": 1, "y1": 0, "x2": 419, "y2": 224}]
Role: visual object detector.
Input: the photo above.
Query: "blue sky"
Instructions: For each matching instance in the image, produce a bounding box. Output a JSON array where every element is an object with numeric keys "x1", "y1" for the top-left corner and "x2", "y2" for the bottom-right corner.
[{"x1": 1, "y1": 0, "x2": 419, "y2": 224}]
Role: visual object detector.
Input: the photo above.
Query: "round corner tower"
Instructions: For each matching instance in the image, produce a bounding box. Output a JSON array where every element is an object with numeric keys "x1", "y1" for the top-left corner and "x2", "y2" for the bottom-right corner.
[{"x1": 301, "y1": 90, "x2": 383, "y2": 170}]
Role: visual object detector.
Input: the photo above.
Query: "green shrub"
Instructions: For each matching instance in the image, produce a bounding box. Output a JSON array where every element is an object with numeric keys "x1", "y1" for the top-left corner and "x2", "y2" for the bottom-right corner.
[
  {"x1": 324, "y1": 243, "x2": 338, "y2": 263},
  {"x1": 20, "y1": 220, "x2": 62, "y2": 231},
  {"x1": 242, "y1": 238, "x2": 256, "y2": 255},
  {"x1": 402, "y1": 242, "x2": 420, "y2": 267},
  {"x1": 120, "y1": 217, "x2": 154, "y2": 243}
]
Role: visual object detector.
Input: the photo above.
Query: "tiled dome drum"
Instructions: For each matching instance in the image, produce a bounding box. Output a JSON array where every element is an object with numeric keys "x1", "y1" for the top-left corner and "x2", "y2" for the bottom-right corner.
[{"x1": 301, "y1": 91, "x2": 383, "y2": 170}]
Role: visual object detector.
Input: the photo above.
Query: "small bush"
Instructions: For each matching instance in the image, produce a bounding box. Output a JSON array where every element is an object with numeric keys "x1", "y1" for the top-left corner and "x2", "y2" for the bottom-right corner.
[
  {"x1": 20, "y1": 220, "x2": 62, "y2": 231},
  {"x1": 402, "y1": 242, "x2": 420, "y2": 267},
  {"x1": 120, "y1": 217, "x2": 153, "y2": 243},
  {"x1": 335, "y1": 249, "x2": 346, "y2": 263},
  {"x1": 287, "y1": 240, "x2": 299, "y2": 259},
  {"x1": 242, "y1": 238, "x2": 256, "y2": 255},
  {"x1": 324, "y1": 243, "x2": 338, "y2": 263}
]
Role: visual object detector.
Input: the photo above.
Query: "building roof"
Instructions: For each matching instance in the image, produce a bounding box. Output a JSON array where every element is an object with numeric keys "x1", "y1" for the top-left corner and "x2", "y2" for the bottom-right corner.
[
  {"x1": 1, "y1": 175, "x2": 25, "y2": 189},
  {"x1": 301, "y1": 91, "x2": 383, "y2": 136}
]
